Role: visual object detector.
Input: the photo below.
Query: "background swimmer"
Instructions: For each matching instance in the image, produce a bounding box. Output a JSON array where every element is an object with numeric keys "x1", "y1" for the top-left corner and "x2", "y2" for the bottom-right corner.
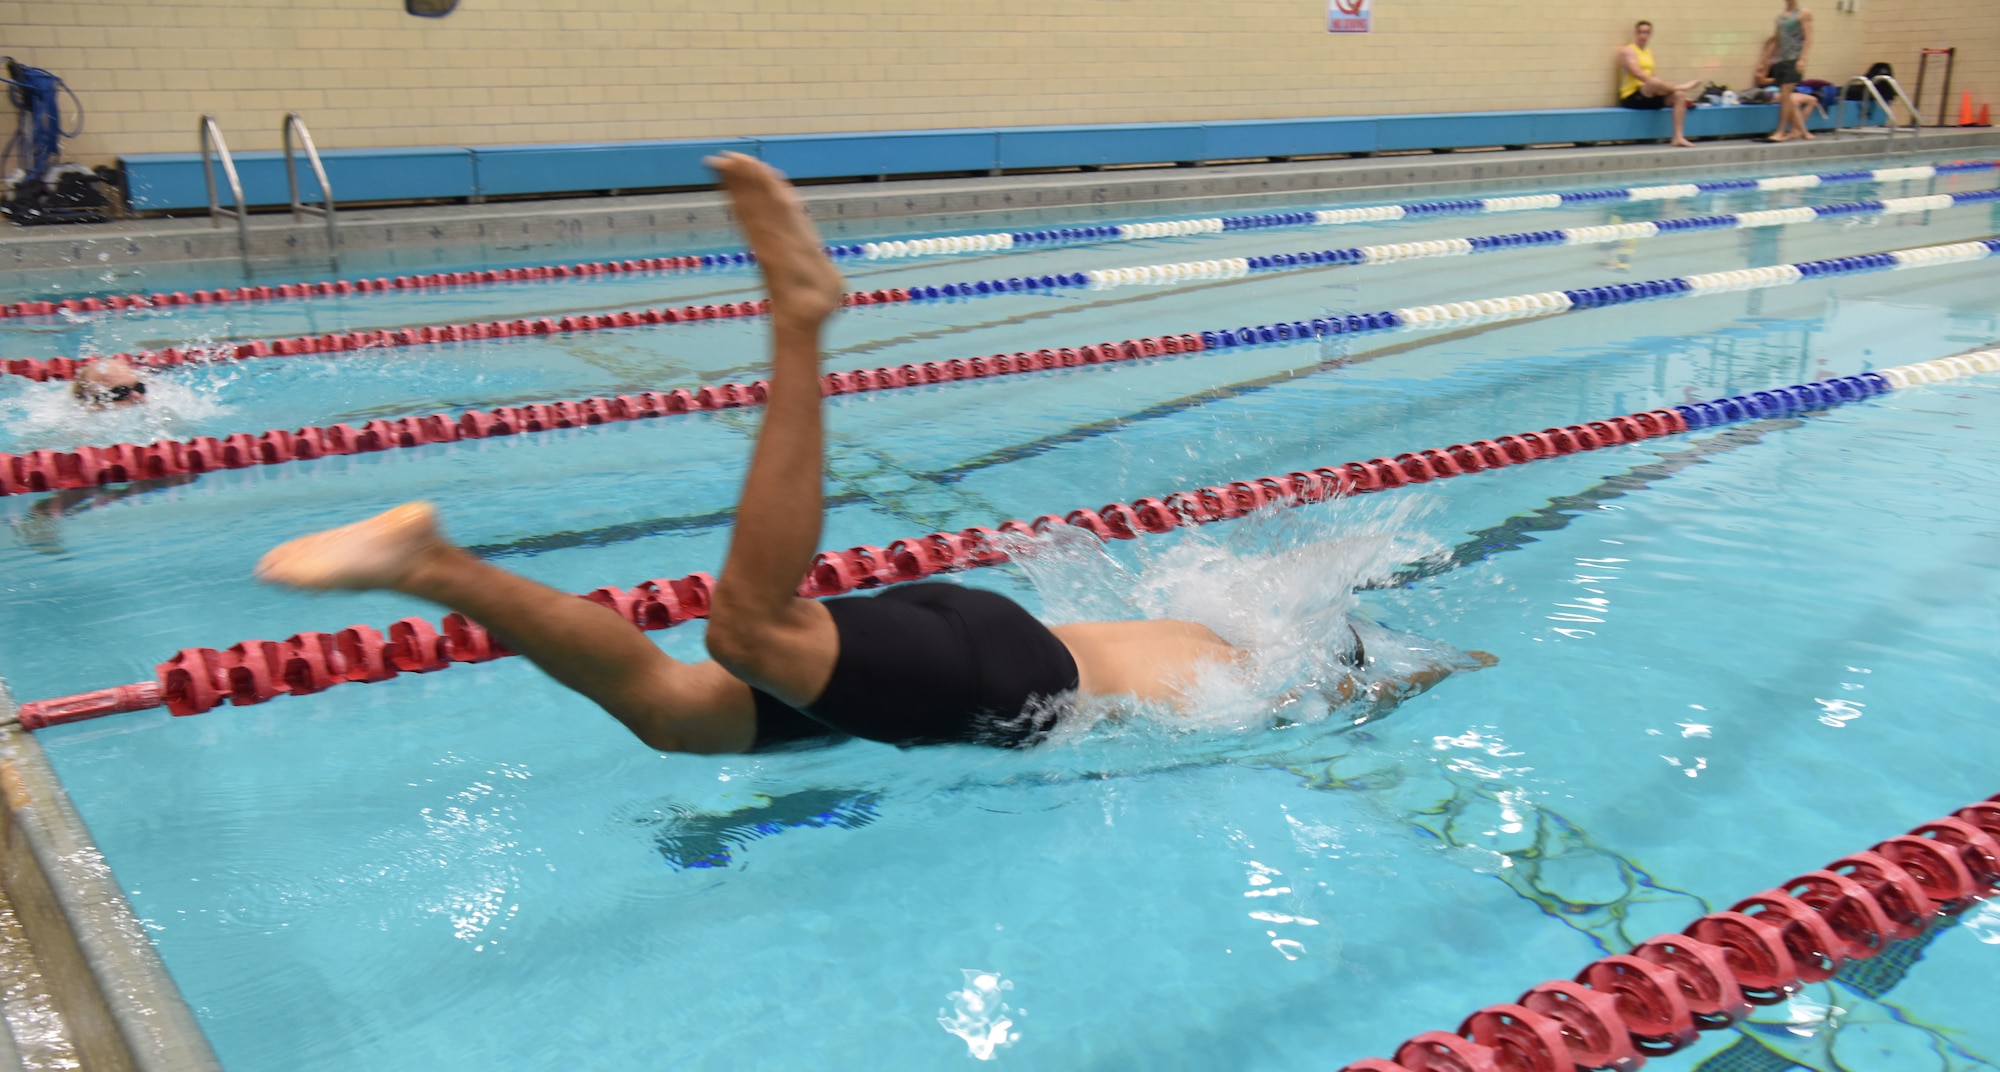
[{"x1": 69, "y1": 358, "x2": 148, "y2": 408}]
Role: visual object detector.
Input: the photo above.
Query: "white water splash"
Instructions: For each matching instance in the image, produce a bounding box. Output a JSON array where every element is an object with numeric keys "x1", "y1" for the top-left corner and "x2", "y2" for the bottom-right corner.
[
  {"x1": 1005, "y1": 495, "x2": 1481, "y2": 739},
  {"x1": 937, "y1": 969, "x2": 1019, "y2": 1060},
  {"x1": 0, "y1": 366, "x2": 238, "y2": 453}
]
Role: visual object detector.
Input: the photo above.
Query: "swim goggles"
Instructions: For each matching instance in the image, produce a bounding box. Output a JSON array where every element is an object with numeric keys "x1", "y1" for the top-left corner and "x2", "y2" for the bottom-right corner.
[{"x1": 104, "y1": 383, "x2": 146, "y2": 402}]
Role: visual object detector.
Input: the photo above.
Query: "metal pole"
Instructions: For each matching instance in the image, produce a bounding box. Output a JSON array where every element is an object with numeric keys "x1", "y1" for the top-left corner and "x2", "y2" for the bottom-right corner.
[
  {"x1": 282, "y1": 113, "x2": 340, "y2": 271},
  {"x1": 199, "y1": 115, "x2": 250, "y2": 268},
  {"x1": 1937, "y1": 47, "x2": 1955, "y2": 127}
]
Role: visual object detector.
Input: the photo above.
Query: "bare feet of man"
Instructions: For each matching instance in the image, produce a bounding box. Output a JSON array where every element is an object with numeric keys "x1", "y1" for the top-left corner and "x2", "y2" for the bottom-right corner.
[
  {"x1": 704, "y1": 152, "x2": 845, "y2": 334},
  {"x1": 255, "y1": 501, "x2": 448, "y2": 592}
]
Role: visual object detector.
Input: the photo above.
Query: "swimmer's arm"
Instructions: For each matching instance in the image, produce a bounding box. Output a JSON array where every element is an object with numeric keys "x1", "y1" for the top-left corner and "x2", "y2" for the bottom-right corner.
[
  {"x1": 1333, "y1": 651, "x2": 1497, "y2": 714},
  {"x1": 1617, "y1": 46, "x2": 1647, "y2": 80}
]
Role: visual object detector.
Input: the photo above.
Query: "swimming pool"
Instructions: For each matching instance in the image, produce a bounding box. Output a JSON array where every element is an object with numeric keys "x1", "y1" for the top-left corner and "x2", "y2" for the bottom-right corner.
[{"x1": 3, "y1": 146, "x2": 1999, "y2": 1070}]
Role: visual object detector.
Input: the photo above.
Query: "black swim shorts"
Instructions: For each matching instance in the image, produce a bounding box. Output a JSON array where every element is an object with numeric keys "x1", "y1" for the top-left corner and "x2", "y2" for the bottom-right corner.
[
  {"x1": 1619, "y1": 90, "x2": 1669, "y2": 110},
  {"x1": 750, "y1": 583, "x2": 1080, "y2": 750},
  {"x1": 1768, "y1": 60, "x2": 1802, "y2": 85}
]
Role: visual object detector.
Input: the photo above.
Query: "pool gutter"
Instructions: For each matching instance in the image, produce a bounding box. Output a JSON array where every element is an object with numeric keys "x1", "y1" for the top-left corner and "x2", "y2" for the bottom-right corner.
[{"x1": 0, "y1": 678, "x2": 222, "y2": 1072}]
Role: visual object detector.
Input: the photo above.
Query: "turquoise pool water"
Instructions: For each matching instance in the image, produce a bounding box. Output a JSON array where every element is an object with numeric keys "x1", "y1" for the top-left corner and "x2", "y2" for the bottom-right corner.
[{"x1": 3, "y1": 153, "x2": 1999, "y2": 1070}]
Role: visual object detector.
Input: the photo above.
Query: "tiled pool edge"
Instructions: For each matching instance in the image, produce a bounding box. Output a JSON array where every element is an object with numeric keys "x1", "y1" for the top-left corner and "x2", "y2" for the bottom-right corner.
[{"x1": 0, "y1": 678, "x2": 222, "y2": 1072}]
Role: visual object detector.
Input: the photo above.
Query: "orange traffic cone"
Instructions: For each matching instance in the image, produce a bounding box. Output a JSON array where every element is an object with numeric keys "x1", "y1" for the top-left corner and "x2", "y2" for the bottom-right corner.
[
  {"x1": 1981, "y1": 103, "x2": 1992, "y2": 127},
  {"x1": 1960, "y1": 91, "x2": 1975, "y2": 126}
]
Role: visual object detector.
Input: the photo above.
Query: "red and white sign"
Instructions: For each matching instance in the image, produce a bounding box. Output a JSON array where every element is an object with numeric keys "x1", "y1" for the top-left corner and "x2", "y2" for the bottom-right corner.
[{"x1": 1327, "y1": 0, "x2": 1372, "y2": 33}]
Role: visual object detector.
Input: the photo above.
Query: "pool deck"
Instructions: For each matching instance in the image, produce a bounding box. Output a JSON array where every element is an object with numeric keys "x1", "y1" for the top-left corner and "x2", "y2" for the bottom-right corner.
[
  {"x1": 0, "y1": 678, "x2": 221, "y2": 1072},
  {"x1": 1, "y1": 127, "x2": 1996, "y2": 288}
]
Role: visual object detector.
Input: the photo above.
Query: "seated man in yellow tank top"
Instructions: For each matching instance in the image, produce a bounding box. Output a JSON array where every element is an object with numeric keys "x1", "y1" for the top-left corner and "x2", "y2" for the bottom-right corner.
[{"x1": 1616, "y1": 20, "x2": 1702, "y2": 149}]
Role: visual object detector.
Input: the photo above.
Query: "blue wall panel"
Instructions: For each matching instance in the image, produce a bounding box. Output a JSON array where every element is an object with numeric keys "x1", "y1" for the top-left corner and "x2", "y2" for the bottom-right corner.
[
  {"x1": 755, "y1": 130, "x2": 998, "y2": 179},
  {"x1": 1375, "y1": 112, "x2": 1541, "y2": 151},
  {"x1": 473, "y1": 138, "x2": 753, "y2": 197},
  {"x1": 1686, "y1": 103, "x2": 1779, "y2": 138},
  {"x1": 123, "y1": 147, "x2": 475, "y2": 211},
  {"x1": 1203, "y1": 118, "x2": 1376, "y2": 160},
  {"x1": 994, "y1": 123, "x2": 1206, "y2": 169},
  {"x1": 121, "y1": 106, "x2": 1859, "y2": 212},
  {"x1": 1530, "y1": 107, "x2": 1660, "y2": 143}
]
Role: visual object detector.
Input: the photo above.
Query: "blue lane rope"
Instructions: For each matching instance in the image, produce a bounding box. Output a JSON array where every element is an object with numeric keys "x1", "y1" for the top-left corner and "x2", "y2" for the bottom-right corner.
[
  {"x1": 899, "y1": 189, "x2": 2000, "y2": 294},
  {"x1": 816, "y1": 161, "x2": 1996, "y2": 262},
  {"x1": 1181, "y1": 237, "x2": 2000, "y2": 347}
]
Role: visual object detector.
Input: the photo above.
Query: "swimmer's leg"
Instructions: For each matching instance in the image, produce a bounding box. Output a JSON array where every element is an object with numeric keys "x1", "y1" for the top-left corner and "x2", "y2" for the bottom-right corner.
[
  {"x1": 698, "y1": 152, "x2": 848, "y2": 709},
  {"x1": 257, "y1": 503, "x2": 755, "y2": 753}
]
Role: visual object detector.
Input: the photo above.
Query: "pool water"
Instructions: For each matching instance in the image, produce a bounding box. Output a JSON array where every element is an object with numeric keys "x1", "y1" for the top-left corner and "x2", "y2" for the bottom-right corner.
[{"x1": 3, "y1": 152, "x2": 1999, "y2": 1070}]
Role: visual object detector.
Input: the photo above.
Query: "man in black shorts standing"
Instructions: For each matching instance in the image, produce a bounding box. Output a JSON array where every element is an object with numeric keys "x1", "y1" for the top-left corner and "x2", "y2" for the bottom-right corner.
[{"x1": 1616, "y1": 20, "x2": 1701, "y2": 148}]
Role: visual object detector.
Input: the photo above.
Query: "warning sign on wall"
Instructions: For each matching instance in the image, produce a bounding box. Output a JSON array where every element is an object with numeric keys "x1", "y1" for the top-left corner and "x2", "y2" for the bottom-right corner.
[{"x1": 1327, "y1": 0, "x2": 1371, "y2": 33}]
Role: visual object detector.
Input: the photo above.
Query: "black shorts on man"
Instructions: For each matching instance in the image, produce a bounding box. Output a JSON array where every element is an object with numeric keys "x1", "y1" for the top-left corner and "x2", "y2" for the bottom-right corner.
[{"x1": 1618, "y1": 90, "x2": 1669, "y2": 110}]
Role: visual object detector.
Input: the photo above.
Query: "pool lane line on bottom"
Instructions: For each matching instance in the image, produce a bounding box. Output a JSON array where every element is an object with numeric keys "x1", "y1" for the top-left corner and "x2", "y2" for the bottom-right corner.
[
  {"x1": 12, "y1": 183, "x2": 2000, "y2": 384},
  {"x1": 17, "y1": 350, "x2": 1995, "y2": 729},
  {"x1": 6, "y1": 233, "x2": 1997, "y2": 497},
  {"x1": 6, "y1": 161, "x2": 1991, "y2": 321},
  {"x1": 1338, "y1": 794, "x2": 2000, "y2": 1072}
]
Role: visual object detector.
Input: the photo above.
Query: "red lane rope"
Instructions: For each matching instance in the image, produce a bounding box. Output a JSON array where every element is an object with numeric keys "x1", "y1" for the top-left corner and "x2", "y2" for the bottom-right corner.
[
  {"x1": 0, "y1": 333, "x2": 1206, "y2": 497},
  {"x1": 1341, "y1": 795, "x2": 2000, "y2": 1072},
  {"x1": 0, "y1": 288, "x2": 915, "y2": 383},
  {"x1": 0, "y1": 257, "x2": 727, "y2": 323},
  {"x1": 14, "y1": 405, "x2": 1686, "y2": 728}
]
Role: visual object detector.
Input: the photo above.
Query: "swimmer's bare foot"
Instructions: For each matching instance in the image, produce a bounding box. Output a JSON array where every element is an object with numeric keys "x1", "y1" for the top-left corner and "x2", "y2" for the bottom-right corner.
[
  {"x1": 255, "y1": 502, "x2": 449, "y2": 592},
  {"x1": 706, "y1": 152, "x2": 844, "y2": 333},
  {"x1": 1467, "y1": 651, "x2": 1499, "y2": 668},
  {"x1": 1671, "y1": 137, "x2": 1696, "y2": 148}
]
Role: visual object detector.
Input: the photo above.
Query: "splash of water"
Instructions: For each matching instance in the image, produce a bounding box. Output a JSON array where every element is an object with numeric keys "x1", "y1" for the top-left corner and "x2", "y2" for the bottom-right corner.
[
  {"x1": 0, "y1": 366, "x2": 238, "y2": 453},
  {"x1": 1005, "y1": 495, "x2": 1477, "y2": 739},
  {"x1": 937, "y1": 969, "x2": 1019, "y2": 1060}
]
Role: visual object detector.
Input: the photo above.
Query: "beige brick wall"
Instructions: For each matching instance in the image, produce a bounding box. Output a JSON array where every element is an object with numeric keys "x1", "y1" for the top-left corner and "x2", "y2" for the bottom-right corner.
[{"x1": 1, "y1": 0, "x2": 1992, "y2": 166}]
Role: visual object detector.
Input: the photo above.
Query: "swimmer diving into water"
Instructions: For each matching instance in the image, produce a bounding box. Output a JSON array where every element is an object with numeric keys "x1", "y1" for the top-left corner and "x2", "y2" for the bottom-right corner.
[{"x1": 256, "y1": 154, "x2": 1490, "y2": 753}]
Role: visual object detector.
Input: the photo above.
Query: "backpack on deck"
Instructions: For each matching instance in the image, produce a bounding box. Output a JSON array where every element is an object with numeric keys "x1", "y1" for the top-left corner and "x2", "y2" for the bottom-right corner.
[{"x1": 1846, "y1": 62, "x2": 1898, "y2": 101}]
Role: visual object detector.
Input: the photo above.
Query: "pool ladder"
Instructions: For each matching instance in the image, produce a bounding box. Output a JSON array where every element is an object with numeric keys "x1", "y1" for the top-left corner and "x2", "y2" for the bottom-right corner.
[
  {"x1": 1831, "y1": 74, "x2": 1925, "y2": 138},
  {"x1": 199, "y1": 113, "x2": 341, "y2": 273},
  {"x1": 283, "y1": 113, "x2": 340, "y2": 271},
  {"x1": 198, "y1": 114, "x2": 249, "y2": 265}
]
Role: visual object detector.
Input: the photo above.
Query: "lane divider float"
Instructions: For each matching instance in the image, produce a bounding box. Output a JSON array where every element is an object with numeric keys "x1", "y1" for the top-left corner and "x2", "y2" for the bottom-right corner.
[
  {"x1": 4, "y1": 289, "x2": 890, "y2": 383},
  {"x1": 0, "y1": 333, "x2": 1206, "y2": 495},
  {"x1": 3, "y1": 163, "x2": 1989, "y2": 321},
  {"x1": 6, "y1": 235, "x2": 1996, "y2": 493},
  {"x1": 20, "y1": 349, "x2": 1993, "y2": 729},
  {"x1": 1338, "y1": 794, "x2": 2000, "y2": 1072},
  {"x1": 1081, "y1": 190, "x2": 2000, "y2": 288},
  {"x1": 8, "y1": 223, "x2": 1997, "y2": 387}
]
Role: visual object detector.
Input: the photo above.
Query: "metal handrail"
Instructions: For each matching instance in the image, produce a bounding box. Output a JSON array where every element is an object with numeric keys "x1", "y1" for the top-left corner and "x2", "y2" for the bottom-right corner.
[
  {"x1": 198, "y1": 114, "x2": 249, "y2": 266},
  {"x1": 1876, "y1": 74, "x2": 1924, "y2": 127},
  {"x1": 282, "y1": 112, "x2": 339, "y2": 271},
  {"x1": 1834, "y1": 74, "x2": 1925, "y2": 137}
]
